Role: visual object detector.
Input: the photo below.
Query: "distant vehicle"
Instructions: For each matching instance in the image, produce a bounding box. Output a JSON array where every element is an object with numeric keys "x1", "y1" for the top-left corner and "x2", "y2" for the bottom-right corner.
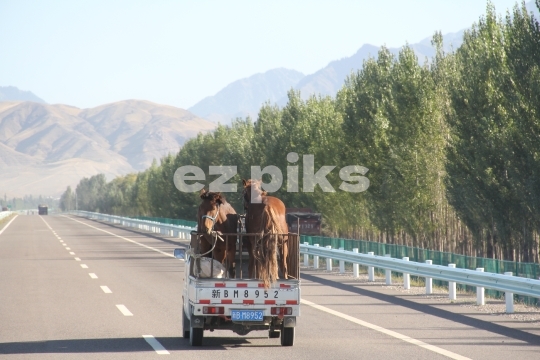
[
  {"x1": 38, "y1": 205, "x2": 48, "y2": 215},
  {"x1": 1, "y1": 207, "x2": 7, "y2": 212},
  {"x1": 285, "y1": 208, "x2": 321, "y2": 235}
]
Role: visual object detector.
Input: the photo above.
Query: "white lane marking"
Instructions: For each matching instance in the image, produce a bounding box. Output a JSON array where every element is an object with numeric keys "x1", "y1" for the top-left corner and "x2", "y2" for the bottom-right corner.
[
  {"x1": 116, "y1": 305, "x2": 133, "y2": 316},
  {"x1": 100, "y1": 286, "x2": 112, "y2": 294},
  {"x1": 74, "y1": 257, "x2": 81, "y2": 261},
  {"x1": 66, "y1": 247, "x2": 71, "y2": 250},
  {"x1": 64, "y1": 216, "x2": 174, "y2": 258},
  {"x1": 62, "y1": 244, "x2": 67, "y2": 247},
  {"x1": 89, "y1": 273, "x2": 98, "y2": 279},
  {"x1": 57, "y1": 237, "x2": 61, "y2": 240},
  {"x1": 69, "y1": 252, "x2": 75, "y2": 255},
  {"x1": 301, "y1": 299, "x2": 471, "y2": 360},
  {"x1": 80, "y1": 264, "x2": 88, "y2": 269},
  {"x1": 142, "y1": 335, "x2": 169, "y2": 355},
  {"x1": 60, "y1": 240, "x2": 64, "y2": 243},
  {"x1": 0, "y1": 215, "x2": 18, "y2": 236},
  {"x1": 38, "y1": 216, "x2": 52, "y2": 230}
]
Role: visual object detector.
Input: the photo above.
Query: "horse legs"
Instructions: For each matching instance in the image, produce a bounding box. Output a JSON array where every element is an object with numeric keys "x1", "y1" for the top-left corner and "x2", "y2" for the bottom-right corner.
[
  {"x1": 225, "y1": 237, "x2": 236, "y2": 278},
  {"x1": 247, "y1": 238, "x2": 255, "y2": 278},
  {"x1": 279, "y1": 236, "x2": 288, "y2": 280},
  {"x1": 199, "y1": 235, "x2": 212, "y2": 257}
]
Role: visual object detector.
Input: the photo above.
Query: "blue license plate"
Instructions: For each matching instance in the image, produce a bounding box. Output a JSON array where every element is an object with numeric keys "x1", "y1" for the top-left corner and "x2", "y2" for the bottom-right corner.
[{"x1": 231, "y1": 310, "x2": 264, "y2": 321}]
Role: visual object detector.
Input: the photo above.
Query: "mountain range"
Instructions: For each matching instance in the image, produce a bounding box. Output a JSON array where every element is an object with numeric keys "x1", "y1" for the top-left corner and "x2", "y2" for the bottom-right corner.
[
  {"x1": 0, "y1": 100, "x2": 215, "y2": 197},
  {"x1": 187, "y1": 32, "x2": 465, "y2": 124},
  {"x1": 0, "y1": 86, "x2": 46, "y2": 103},
  {"x1": 189, "y1": 1, "x2": 539, "y2": 124}
]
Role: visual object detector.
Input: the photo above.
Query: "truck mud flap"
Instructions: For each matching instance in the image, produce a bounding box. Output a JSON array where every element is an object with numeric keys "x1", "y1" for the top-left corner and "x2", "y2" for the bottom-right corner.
[
  {"x1": 283, "y1": 316, "x2": 296, "y2": 328},
  {"x1": 190, "y1": 316, "x2": 205, "y2": 328}
]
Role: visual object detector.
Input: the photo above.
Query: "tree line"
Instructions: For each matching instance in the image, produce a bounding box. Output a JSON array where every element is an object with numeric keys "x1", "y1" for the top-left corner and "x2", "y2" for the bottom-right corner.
[{"x1": 62, "y1": 2, "x2": 540, "y2": 262}]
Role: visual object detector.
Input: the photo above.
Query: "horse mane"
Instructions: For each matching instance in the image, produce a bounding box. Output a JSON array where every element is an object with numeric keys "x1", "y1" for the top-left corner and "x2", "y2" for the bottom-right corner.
[
  {"x1": 243, "y1": 179, "x2": 268, "y2": 196},
  {"x1": 200, "y1": 189, "x2": 225, "y2": 205}
]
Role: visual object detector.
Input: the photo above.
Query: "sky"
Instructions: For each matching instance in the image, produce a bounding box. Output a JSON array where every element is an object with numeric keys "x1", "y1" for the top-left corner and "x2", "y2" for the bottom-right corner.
[{"x1": 0, "y1": 0, "x2": 529, "y2": 110}]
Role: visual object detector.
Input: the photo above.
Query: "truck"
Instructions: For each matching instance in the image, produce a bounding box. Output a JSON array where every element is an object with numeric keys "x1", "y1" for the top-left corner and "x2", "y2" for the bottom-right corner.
[
  {"x1": 174, "y1": 230, "x2": 300, "y2": 346},
  {"x1": 38, "y1": 205, "x2": 48, "y2": 215},
  {"x1": 286, "y1": 208, "x2": 322, "y2": 235}
]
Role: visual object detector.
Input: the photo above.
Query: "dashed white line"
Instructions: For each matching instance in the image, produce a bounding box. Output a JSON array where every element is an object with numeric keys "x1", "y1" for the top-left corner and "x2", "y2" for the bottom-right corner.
[
  {"x1": 69, "y1": 252, "x2": 75, "y2": 255},
  {"x1": 116, "y1": 305, "x2": 133, "y2": 316},
  {"x1": 142, "y1": 335, "x2": 169, "y2": 355},
  {"x1": 100, "y1": 286, "x2": 112, "y2": 293},
  {"x1": 74, "y1": 257, "x2": 81, "y2": 261},
  {"x1": 89, "y1": 273, "x2": 98, "y2": 279},
  {"x1": 63, "y1": 216, "x2": 174, "y2": 258},
  {"x1": 66, "y1": 247, "x2": 71, "y2": 250},
  {"x1": 80, "y1": 264, "x2": 88, "y2": 269},
  {"x1": 301, "y1": 299, "x2": 471, "y2": 360},
  {"x1": 62, "y1": 244, "x2": 67, "y2": 247}
]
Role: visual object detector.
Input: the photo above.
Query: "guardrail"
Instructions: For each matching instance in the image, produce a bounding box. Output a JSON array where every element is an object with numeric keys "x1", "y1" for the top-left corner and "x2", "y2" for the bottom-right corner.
[
  {"x1": 0, "y1": 211, "x2": 14, "y2": 221},
  {"x1": 71, "y1": 211, "x2": 195, "y2": 240},
  {"x1": 300, "y1": 243, "x2": 540, "y2": 313},
  {"x1": 68, "y1": 211, "x2": 538, "y2": 313}
]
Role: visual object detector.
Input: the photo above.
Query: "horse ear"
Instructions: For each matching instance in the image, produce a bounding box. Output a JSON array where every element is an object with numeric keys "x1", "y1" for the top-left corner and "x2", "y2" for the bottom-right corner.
[
  {"x1": 242, "y1": 179, "x2": 247, "y2": 187},
  {"x1": 199, "y1": 188, "x2": 207, "y2": 199}
]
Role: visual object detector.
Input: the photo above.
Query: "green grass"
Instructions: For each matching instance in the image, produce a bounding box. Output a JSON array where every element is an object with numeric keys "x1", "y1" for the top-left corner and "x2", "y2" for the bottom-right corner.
[{"x1": 0, "y1": 214, "x2": 16, "y2": 231}]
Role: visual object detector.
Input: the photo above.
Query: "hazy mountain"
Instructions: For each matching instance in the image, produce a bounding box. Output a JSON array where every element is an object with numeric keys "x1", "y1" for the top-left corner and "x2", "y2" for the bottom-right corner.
[
  {"x1": 188, "y1": 68, "x2": 304, "y2": 125},
  {"x1": 284, "y1": 31, "x2": 465, "y2": 104},
  {"x1": 0, "y1": 100, "x2": 216, "y2": 196},
  {"x1": 0, "y1": 86, "x2": 46, "y2": 103},
  {"x1": 191, "y1": 1, "x2": 540, "y2": 119}
]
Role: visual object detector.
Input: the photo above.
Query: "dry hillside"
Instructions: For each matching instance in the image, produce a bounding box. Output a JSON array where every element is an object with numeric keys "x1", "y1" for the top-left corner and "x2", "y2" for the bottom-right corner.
[{"x1": 0, "y1": 100, "x2": 216, "y2": 197}]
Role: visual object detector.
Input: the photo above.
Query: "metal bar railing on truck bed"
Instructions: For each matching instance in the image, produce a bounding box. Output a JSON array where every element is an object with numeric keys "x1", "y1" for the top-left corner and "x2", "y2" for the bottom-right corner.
[{"x1": 190, "y1": 232, "x2": 299, "y2": 281}]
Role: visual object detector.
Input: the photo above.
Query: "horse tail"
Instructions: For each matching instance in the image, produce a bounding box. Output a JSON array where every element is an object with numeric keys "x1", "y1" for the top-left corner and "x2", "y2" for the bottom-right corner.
[{"x1": 258, "y1": 205, "x2": 280, "y2": 288}]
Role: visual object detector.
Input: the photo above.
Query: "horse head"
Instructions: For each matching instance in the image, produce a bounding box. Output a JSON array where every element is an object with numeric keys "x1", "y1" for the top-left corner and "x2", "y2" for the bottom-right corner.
[
  {"x1": 198, "y1": 189, "x2": 224, "y2": 235},
  {"x1": 242, "y1": 179, "x2": 267, "y2": 210}
]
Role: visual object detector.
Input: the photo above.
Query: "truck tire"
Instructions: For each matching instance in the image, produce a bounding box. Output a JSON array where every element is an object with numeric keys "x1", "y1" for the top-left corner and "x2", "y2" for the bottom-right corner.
[
  {"x1": 182, "y1": 309, "x2": 190, "y2": 339},
  {"x1": 190, "y1": 326, "x2": 203, "y2": 346},
  {"x1": 280, "y1": 327, "x2": 294, "y2": 346}
]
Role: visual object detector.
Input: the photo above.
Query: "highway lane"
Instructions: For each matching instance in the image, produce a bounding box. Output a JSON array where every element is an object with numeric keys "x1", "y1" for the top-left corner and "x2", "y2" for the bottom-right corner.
[{"x1": 1, "y1": 215, "x2": 540, "y2": 359}]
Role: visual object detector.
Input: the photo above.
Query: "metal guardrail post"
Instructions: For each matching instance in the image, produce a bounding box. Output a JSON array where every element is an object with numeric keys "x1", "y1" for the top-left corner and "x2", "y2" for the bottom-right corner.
[
  {"x1": 313, "y1": 244, "x2": 319, "y2": 269},
  {"x1": 304, "y1": 243, "x2": 309, "y2": 267},
  {"x1": 384, "y1": 254, "x2": 392, "y2": 285},
  {"x1": 325, "y1": 246, "x2": 332, "y2": 271},
  {"x1": 353, "y1": 248, "x2": 359, "y2": 278},
  {"x1": 339, "y1": 247, "x2": 345, "y2": 274},
  {"x1": 403, "y1": 257, "x2": 410, "y2": 289},
  {"x1": 449, "y1": 264, "x2": 457, "y2": 300},
  {"x1": 504, "y1": 272, "x2": 514, "y2": 313},
  {"x1": 476, "y1": 268, "x2": 485, "y2": 305},
  {"x1": 368, "y1": 252, "x2": 375, "y2": 281},
  {"x1": 425, "y1": 260, "x2": 433, "y2": 294}
]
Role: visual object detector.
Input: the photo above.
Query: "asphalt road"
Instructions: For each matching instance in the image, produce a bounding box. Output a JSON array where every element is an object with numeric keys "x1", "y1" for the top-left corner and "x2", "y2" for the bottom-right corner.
[{"x1": 1, "y1": 214, "x2": 540, "y2": 359}]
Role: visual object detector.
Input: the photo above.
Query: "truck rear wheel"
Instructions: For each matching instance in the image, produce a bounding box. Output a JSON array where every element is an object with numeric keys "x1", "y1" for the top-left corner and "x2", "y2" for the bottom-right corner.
[
  {"x1": 280, "y1": 327, "x2": 294, "y2": 346},
  {"x1": 189, "y1": 326, "x2": 203, "y2": 346},
  {"x1": 182, "y1": 309, "x2": 190, "y2": 339}
]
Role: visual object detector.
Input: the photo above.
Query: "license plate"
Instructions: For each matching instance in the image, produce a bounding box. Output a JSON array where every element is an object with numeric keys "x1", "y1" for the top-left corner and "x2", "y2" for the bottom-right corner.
[{"x1": 231, "y1": 310, "x2": 264, "y2": 322}]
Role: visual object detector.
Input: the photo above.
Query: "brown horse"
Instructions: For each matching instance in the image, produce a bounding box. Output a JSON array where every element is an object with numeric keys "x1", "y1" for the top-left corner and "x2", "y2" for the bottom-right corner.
[
  {"x1": 242, "y1": 179, "x2": 288, "y2": 288},
  {"x1": 197, "y1": 189, "x2": 238, "y2": 278}
]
